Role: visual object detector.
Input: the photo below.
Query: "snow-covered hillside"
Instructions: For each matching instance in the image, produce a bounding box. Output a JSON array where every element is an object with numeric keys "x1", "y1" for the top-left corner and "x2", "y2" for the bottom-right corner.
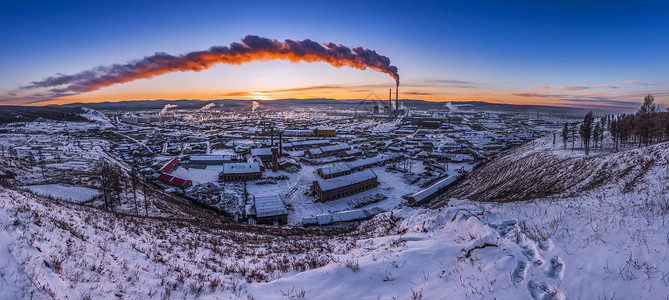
[{"x1": 1, "y1": 132, "x2": 668, "y2": 299}]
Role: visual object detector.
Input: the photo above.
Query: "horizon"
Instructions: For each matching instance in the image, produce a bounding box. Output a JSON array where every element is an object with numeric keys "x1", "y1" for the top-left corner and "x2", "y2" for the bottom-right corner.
[{"x1": 2, "y1": 1, "x2": 668, "y2": 111}]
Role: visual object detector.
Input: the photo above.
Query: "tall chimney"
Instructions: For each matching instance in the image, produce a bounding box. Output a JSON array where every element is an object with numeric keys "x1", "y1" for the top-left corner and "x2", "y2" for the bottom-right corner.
[
  {"x1": 271, "y1": 147, "x2": 279, "y2": 172},
  {"x1": 388, "y1": 88, "x2": 392, "y2": 118},
  {"x1": 270, "y1": 128, "x2": 274, "y2": 147},
  {"x1": 395, "y1": 85, "x2": 399, "y2": 118},
  {"x1": 279, "y1": 132, "x2": 283, "y2": 156}
]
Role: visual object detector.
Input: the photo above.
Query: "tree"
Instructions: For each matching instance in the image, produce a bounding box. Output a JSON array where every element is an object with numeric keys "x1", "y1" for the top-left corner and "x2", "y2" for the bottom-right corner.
[
  {"x1": 593, "y1": 122, "x2": 601, "y2": 149},
  {"x1": 579, "y1": 111, "x2": 594, "y2": 155},
  {"x1": 93, "y1": 159, "x2": 114, "y2": 211},
  {"x1": 637, "y1": 94, "x2": 658, "y2": 147},
  {"x1": 562, "y1": 123, "x2": 569, "y2": 150}
]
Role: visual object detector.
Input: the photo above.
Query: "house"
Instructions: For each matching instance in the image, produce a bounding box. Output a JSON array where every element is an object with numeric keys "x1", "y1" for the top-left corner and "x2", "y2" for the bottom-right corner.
[
  {"x1": 219, "y1": 162, "x2": 262, "y2": 182},
  {"x1": 312, "y1": 169, "x2": 378, "y2": 202}
]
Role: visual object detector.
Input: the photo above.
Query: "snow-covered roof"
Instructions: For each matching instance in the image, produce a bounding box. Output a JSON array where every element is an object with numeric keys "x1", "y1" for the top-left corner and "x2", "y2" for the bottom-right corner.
[
  {"x1": 315, "y1": 209, "x2": 367, "y2": 225},
  {"x1": 251, "y1": 147, "x2": 273, "y2": 156},
  {"x1": 318, "y1": 164, "x2": 351, "y2": 176},
  {"x1": 255, "y1": 195, "x2": 288, "y2": 218},
  {"x1": 316, "y1": 169, "x2": 377, "y2": 192},
  {"x1": 409, "y1": 175, "x2": 460, "y2": 203},
  {"x1": 222, "y1": 162, "x2": 261, "y2": 174},
  {"x1": 189, "y1": 155, "x2": 226, "y2": 161},
  {"x1": 320, "y1": 143, "x2": 349, "y2": 152}
]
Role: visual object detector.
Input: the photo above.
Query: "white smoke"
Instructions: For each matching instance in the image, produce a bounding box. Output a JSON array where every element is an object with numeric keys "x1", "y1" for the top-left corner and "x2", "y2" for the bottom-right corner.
[
  {"x1": 445, "y1": 102, "x2": 458, "y2": 112},
  {"x1": 251, "y1": 101, "x2": 260, "y2": 113},
  {"x1": 198, "y1": 103, "x2": 216, "y2": 111},
  {"x1": 159, "y1": 104, "x2": 177, "y2": 115}
]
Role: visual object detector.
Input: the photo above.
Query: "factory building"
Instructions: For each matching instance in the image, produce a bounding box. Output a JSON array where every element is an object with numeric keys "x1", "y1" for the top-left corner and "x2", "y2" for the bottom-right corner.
[
  {"x1": 312, "y1": 169, "x2": 378, "y2": 202},
  {"x1": 317, "y1": 164, "x2": 352, "y2": 179},
  {"x1": 219, "y1": 162, "x2": 262, "y2": 182}
]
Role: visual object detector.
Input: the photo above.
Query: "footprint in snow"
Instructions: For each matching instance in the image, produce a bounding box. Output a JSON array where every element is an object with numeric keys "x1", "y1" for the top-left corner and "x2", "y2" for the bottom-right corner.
[
  {"x1": 527, "y1": 280, "x2": 565, "y2": 300},
  {"x1": 511, "y1": 260, "x2": 528, "y2": 284},
  {"x1": 545, "y1": 256, "x2": 564, "y2": 280}
]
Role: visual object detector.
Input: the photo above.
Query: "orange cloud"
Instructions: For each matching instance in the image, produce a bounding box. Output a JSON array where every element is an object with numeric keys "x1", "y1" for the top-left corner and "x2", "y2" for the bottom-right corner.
[{"x1": 532, "y1": 85, "x2": 549, "y2": 90}]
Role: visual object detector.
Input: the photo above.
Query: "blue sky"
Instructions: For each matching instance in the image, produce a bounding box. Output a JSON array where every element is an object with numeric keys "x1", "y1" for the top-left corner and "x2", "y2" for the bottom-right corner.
[{"x1": 1, "y1": 0, "x2": 668, "y2": 110}]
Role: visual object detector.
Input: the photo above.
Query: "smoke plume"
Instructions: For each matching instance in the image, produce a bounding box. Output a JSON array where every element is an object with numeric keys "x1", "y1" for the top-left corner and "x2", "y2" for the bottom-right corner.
[
  {"x1": 251, "y1": 101, "x2": 260, "y2": 113},
  {"x1": 23, "y1": 35, "x2": 400, "y2": 98}
]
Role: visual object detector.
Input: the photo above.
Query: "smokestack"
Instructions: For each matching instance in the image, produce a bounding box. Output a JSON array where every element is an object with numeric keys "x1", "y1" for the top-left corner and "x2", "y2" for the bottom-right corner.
[
  {"x1": 271, "y1": 147, "x2": 279, "y2": 172},
  {"x1": 389, "y1": 88, "x2": 392, "y2": 118},
  {"x1": 395, "y1": 85, "x2": 399, "y2": 118},
  {"x1": 279, "y1": 132, "x2": 283, "y2": 156},
  {"x1": 270, "y1": 128, "x2": 274, "y2": 147}
]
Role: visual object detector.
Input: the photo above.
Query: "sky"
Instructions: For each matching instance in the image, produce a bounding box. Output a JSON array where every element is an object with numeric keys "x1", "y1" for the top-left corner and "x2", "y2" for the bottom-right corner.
[{"x1": 1, "y1": 0, "x2": 668, "y2": 111}]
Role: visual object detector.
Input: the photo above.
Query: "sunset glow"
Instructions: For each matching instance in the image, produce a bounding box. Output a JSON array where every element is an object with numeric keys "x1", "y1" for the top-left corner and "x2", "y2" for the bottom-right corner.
[{"x1": 1, "y1": 1, "x2": 668, "y2": 111}]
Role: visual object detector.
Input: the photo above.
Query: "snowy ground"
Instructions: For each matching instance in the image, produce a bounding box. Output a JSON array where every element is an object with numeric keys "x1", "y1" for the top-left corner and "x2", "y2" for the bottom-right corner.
[{"x1": 20, "y1": 184, "x2": 101, "y2": 203}]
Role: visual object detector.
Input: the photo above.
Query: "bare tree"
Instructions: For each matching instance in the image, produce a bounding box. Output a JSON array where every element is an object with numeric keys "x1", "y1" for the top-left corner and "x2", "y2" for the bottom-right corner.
[{"x1": 561, "y1": 123, "x2": 569, "y2": 150}]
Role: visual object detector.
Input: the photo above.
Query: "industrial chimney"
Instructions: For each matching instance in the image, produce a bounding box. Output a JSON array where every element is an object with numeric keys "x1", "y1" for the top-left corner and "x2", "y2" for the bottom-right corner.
[
  {"x1": 388, "y1": 88, "x2": 392, "y2": 118},
  {"x1": 278, "y1": 132, "x2": 283, "y2": 156},
  {"x1": 271, "y1": 147, "x2": 279, "y2": 172},
  {"x1": 395, "y1": 85, "x2": 399, "y2": 118}
]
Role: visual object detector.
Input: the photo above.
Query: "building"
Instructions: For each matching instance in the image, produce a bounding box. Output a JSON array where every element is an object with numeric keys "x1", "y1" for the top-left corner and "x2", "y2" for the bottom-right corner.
[
  {"x1": 304, "y1": 143, "x2": 350, "y2": 158},
  {"x1": 157, "y1": 173, "x2": 192, "y2": 189},
  {"x1": 314, "y1": 127, "x2": 336, "y2": 137},
  {"x1": 250, "y1": 147, "x2": 273, "y2": 162},
  {"x1": 159, "y1": 157, "x2": 180, "y2": 173},
  {"x1": 251, "y1": 195, "x2": 288, "y2": 225},
  {"x1": 407, "y1": 175, "x2": 461, "y2": 205},
  {"x1": 187, "y1": 155, "x2": 232, "y2": 166},
  {"x1": 219, "y1": 162, "x2": 262, "y2": 182},
  {"x1": 312, "y1": 169, "x2": 378, "y2": 202},
  {"x1": 317, "y1": 164, "x2": 352, "y2": 179}
]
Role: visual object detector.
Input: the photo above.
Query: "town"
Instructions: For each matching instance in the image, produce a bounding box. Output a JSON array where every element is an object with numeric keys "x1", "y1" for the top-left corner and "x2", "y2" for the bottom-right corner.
[{"x1": 0, "y1": 100, "x2": 573, "y2": 228}]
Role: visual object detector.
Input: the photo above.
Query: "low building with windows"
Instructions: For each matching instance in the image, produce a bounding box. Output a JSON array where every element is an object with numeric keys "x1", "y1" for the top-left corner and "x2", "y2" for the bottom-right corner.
[
  {"x1": 314, "y1": 127, "x2": 336, "y2": 137},
  {"x1": 311, "y1": 169, "x2": 378, "y2": 202},
  {"x1": 219, "y1": 162, "x2": 262, "y2": 182}
]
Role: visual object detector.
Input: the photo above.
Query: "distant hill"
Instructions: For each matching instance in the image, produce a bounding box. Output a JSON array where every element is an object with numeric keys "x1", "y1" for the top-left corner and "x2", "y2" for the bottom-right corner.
[
  {"x1": 0, "y1": 106, "x2": 89, "y2": 124},
  {"x1": 49, "y1": 98, "x2": 593, "y2": 115}
]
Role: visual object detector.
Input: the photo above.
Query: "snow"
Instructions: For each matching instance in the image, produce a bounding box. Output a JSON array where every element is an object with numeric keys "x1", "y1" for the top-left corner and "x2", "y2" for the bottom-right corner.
[{"x1": 20, "y1": 183, "x2": 101, "y2": 203}]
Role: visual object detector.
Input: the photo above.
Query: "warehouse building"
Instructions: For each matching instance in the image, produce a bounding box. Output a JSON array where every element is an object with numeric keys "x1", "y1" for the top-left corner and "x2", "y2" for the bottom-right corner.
[
  {"x1": 219, "y1": 162, "x2": 262, "y2": 182},
  {"x1": 311, "y1": 169, "x2": 378, "y2": 202}
]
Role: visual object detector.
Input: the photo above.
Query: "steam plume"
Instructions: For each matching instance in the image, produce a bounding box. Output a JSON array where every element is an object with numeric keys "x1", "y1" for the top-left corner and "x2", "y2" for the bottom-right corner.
[
  {"x1": 198, "y1": 103, "x2": 216, "y2": 111},
  {"x1": 23, "y1": 35, "x2": 400, "y2": 98},
  {"x1": 159, "y1": 104, "x2": 177, "y2": 115},
  {"x1": 251, "y1": 101, "x2": 260, "y2": 113}
]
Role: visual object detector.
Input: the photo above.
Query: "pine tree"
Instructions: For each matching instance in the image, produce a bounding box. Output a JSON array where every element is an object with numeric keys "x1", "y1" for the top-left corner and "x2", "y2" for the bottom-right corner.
[{"x1": 579, "y1": 111, "x2": 594, "y2": 155}]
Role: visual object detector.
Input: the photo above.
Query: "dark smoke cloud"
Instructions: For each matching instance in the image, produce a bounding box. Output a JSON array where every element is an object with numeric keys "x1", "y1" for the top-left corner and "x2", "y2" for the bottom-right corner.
[{"x1": 23, "y1": 35, "x2": 400, "y2": 98}]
